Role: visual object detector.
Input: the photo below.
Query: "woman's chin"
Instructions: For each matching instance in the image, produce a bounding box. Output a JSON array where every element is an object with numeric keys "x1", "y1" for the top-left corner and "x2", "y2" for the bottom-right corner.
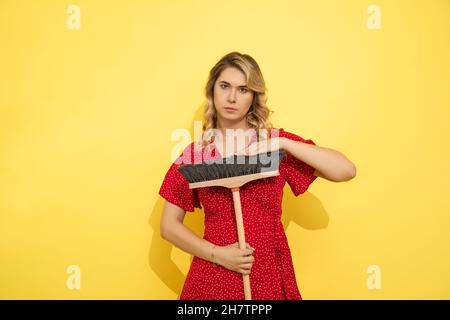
[{"x1": 218, "y1": 113, "x2": 242, "y2": 120}]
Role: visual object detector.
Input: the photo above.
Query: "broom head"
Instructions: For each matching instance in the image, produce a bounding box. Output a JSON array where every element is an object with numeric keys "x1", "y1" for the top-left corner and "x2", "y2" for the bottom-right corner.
[{"x1": 178, "y1": 150, "x2": 286, "y2": 189}]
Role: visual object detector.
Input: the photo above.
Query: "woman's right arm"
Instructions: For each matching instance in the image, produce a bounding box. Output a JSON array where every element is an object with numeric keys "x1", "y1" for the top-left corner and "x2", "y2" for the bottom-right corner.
[
  {"x1": 160, "y1": 200, "x2": 217, "y2": 263},
  {"x1": 160, "y1": 200, "x2": 255, "y2": 275}
]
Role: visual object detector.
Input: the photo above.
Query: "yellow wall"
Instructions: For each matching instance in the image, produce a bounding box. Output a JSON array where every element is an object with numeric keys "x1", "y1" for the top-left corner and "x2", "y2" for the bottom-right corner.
[{"x1": 1, "y1": 0, "x2": 449, "y2": 299}]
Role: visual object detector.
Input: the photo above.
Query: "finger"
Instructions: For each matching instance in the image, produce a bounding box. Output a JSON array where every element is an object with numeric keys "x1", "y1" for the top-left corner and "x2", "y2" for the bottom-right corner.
[
  {"x1": 235, "y1": 148, "x2": 247, "y2": 156},
  {"x1": 245, "y1": 243, "x2": 255, "y2": 250},
  {"x1": 242, "y1": 248, "x2": 254, "y2": 256},
  {"x1": 240, "y1": 255, "x2": 255, "y2": 264},
  {"x1": 241, "y1": 269, "x2": 251, "y2": 275},
  {"x1": 241, "y1": 263, "x2": 253, "y2": 270},
  {"x1": 248, "y1": 146, "x2": 258, "y2": 154},
  {"x1": 245, "y1": 145, "x2": 256, "y2": 154},
  {"x1": 236, "y1": 243, "x2": 252, "y2": 251}
]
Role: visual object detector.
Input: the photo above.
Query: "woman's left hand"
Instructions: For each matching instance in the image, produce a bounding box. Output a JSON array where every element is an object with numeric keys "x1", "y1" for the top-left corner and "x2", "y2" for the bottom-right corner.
[{"x1": 243, "y1": 137, "x2": 285, "y2": 156}]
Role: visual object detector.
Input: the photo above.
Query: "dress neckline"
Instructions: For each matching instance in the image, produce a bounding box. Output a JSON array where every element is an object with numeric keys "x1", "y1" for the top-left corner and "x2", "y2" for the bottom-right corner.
[{"x1": 210, "y1": 134, "x2": 258, "y2": 159}]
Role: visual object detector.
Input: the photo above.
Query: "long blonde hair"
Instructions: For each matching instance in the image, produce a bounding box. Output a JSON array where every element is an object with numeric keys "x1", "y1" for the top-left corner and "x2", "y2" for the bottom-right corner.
[{"x1": 198, "y1": 51, "x2": 274, "y2": 150}]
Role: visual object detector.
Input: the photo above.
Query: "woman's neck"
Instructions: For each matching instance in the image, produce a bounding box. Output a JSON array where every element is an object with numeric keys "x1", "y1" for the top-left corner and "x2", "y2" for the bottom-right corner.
[
  {"x1": 216, "y1": 118, "x2": 249, "y2": 138},
  {"x1": 214, "y1": 119, "x2": 256, "y2": 156}
]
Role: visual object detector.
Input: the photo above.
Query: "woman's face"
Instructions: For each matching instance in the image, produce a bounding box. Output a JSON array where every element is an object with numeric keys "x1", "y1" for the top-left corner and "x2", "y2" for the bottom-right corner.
[{"x1": 213, "y1": 67, "x2": 254, "y2": 125}]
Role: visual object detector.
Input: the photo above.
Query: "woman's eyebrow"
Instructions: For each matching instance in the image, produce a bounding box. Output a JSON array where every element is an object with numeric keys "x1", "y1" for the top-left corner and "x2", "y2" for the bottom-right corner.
[{"x1": 219, "y1": 80, "x2": 248, "y2": 88}]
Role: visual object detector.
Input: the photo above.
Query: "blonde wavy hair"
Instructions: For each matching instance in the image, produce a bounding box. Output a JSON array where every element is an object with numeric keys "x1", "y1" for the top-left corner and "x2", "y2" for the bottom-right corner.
[{"x1": 198, "y1": 51, "x2": 274, "y2": 150}]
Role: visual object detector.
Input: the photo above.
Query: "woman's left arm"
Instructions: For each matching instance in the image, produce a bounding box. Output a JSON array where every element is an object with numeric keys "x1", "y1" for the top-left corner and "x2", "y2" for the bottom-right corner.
[{"x1": 281, "y1": 137, "x2": 357, "y2": 182}]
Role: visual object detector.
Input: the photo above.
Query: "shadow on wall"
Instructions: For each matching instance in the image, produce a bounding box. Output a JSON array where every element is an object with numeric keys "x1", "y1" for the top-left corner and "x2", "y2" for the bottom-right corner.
[{"x1": 147, "y1": 197, "x2": 205, "y2": 297}]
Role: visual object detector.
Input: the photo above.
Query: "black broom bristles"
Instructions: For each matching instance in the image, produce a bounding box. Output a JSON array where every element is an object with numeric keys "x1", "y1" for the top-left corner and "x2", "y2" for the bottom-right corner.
[{"x1": 178, "y1": 150, "x2": 286, "y2": 184}]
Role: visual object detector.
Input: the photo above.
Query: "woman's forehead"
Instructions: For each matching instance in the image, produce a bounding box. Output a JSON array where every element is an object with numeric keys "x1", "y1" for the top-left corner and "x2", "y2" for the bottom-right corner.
[{"x1": 217, "y1": 67, "x2": 246, "y2": 85}]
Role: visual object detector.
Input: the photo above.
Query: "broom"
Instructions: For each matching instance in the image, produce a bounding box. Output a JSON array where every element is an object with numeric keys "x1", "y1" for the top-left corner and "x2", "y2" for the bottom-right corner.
[{"x1": 178, "y1": 146, "x2": 286, "y2": 300}]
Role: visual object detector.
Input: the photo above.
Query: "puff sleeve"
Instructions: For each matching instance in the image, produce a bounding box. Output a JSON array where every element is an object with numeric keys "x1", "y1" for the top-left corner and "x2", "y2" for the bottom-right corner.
[
  {"x1": 158, "y1": 143, "x2": 202, "y2": 212},
  {"x1": 279, "y1": 128, "x2": 318, "y2": 196}
]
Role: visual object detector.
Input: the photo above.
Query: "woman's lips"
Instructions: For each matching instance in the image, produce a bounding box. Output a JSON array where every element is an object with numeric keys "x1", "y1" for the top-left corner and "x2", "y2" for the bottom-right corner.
[{"x1": 225, "y1": 107, "x2": 237, "y2": 112}]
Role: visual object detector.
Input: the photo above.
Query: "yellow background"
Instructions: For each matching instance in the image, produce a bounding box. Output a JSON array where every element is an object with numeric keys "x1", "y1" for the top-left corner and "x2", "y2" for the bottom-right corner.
[{"x1": 1, "y1": 0, "x2": 449, "y2": 299}]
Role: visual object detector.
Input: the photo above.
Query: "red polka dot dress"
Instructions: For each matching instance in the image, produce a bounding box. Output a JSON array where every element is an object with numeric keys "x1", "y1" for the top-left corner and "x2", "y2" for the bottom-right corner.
[{"x1": 158, "y1": 128, "x2": 318, "y2": 300}]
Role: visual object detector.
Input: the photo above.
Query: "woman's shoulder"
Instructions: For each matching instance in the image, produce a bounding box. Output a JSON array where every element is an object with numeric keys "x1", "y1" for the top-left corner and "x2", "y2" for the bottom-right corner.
[
  {"x1": 271, "y1": 127, "x2": 297, "y2": 139},
  {"x1": 174, "y1": 141, "x2": 204, "y2": 165},
  {"x1": 272, "y1": 127, "x2": 314, "y2": 144}
]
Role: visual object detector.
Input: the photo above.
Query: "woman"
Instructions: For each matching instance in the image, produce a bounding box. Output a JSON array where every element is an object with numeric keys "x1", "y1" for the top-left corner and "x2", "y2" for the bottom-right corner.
[{"x1": 159, "y1": 51, "x2": 356, "y2": 300}]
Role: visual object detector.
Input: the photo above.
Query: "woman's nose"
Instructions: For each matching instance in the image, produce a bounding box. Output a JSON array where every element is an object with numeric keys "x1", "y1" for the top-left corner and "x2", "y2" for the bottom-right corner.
[{"x1": 228, "y1": 88, "x2": 237, "y2": 102}]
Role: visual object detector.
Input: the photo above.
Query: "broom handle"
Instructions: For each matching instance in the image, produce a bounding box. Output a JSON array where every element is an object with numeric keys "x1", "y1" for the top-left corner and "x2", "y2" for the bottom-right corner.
[{"x1": 231, "y1": 187, "x2": 252, "y2": 300}]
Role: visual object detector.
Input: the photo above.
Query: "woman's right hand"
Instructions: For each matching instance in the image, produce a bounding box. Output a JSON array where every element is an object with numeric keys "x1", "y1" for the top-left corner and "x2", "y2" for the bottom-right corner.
[{"x1": 214, "y1": 242, "x2": 255, "y2": 275}]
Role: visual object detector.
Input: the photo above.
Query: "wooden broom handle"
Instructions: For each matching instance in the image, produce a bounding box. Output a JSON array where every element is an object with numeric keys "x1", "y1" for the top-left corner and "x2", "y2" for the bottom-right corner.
[{"x1": 231, "y1": 187, "x2": 252, "y2": 300}]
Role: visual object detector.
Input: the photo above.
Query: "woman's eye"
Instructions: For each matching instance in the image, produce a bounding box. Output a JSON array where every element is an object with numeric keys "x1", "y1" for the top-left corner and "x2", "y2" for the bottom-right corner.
[{"x1": 219, "y1": 84, "x2": 247, "y2": 93}]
